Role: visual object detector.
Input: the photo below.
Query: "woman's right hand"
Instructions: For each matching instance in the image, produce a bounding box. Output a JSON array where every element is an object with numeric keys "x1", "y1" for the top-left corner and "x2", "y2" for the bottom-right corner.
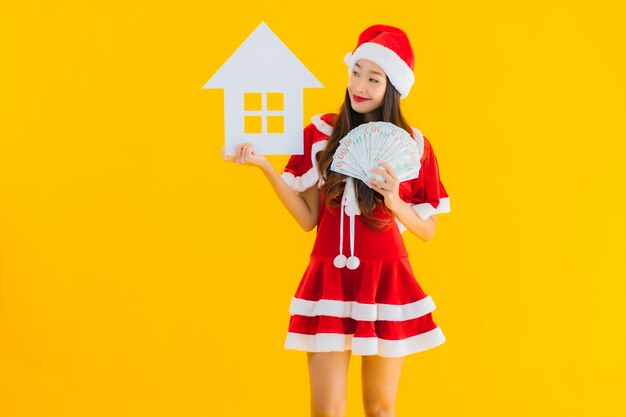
[{"x1": 222, "y1": 143, "x2": 269, "y2": 170}]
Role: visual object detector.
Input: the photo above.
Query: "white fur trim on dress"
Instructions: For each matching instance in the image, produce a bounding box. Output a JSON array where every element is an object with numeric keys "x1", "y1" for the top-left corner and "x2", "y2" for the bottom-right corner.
[
  {"x1": 412, "y1": 196, "x2": 451, "y2": 220},
  {"x1": 311, "y1": 114, "x2": 334, "y2": 136},
  {"x1": 280, "y1": 139, "x2": 328, "y2": 192},
  {"x1": 289, "y1": 295, "x2": 436, "y2": 321},
  {"x1": 344, "y1": 43, "x2": 415, "y2": 99},
  {"x1": 284, "y1": 326, "x2": 446, "y2": 357},
  {"x1": 395, "y1": 197, "x2": 451, "y2": 233}
]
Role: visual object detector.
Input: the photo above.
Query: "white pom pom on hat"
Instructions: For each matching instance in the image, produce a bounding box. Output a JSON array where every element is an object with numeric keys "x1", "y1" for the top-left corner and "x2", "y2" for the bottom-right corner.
[{"x1": 344, "y1": 24, "x2": 415, "y2": 99}]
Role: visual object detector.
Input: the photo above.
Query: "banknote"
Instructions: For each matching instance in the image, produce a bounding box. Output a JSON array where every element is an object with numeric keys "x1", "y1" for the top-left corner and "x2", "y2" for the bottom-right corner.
[{"x1": 331, "y1": 122, "x2": 421, "y2": 188}]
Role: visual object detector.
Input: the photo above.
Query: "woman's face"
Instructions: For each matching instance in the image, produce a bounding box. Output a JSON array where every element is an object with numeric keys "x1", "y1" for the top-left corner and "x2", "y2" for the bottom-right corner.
[{"x1": 347, "y1": 59, "x2": 387, "y2": 120}]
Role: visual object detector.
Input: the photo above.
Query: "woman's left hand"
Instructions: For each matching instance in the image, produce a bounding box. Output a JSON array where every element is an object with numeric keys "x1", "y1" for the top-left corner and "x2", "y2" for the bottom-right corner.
[{"x1": 368, "y1": 161, "x2": 403, "y2": 213}]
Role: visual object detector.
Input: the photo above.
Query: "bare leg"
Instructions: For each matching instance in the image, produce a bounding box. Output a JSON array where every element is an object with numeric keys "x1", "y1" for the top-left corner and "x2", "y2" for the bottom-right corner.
[
  {"x1": 307, "y1": 351, "x2": 351, "y2": 417},
  {"x1": 361, "y1": 355, "x2": 405, "y2": 417}
]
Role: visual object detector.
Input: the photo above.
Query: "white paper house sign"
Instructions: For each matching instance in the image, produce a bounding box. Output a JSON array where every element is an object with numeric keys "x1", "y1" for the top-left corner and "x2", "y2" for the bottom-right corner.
[{"x1": 203, "y1": 22, "x2": 323, "y2": 155}]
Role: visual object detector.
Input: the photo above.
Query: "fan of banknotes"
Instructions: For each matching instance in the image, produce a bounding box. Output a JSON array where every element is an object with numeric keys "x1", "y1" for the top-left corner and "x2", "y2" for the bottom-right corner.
[{"x1": 330, "y1": 122, "x2": 421, "y2": 187}]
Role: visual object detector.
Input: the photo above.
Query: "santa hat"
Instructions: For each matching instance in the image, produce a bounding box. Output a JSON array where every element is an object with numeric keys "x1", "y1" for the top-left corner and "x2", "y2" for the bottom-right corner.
[{"x1": 344, "y1": 24, "x2": 415, "y2": 99}]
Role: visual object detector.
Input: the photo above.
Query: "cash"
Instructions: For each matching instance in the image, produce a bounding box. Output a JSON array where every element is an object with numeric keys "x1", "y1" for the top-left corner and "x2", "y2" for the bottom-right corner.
[{"x1": 330, "y1": 122, "x2": 421, "y2": 187}]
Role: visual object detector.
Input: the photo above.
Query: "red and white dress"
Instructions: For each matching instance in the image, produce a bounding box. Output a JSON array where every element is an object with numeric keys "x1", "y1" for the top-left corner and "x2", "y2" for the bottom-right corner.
[{"x1": 280, "y1": 113, "x2": 451, "y2": 357}]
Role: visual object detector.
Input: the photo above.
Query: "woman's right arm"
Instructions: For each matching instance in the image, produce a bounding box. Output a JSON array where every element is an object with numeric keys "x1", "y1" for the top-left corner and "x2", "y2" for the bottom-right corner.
[{"x1": 223, "y1": 143, "x2": 320, "y2": 232}]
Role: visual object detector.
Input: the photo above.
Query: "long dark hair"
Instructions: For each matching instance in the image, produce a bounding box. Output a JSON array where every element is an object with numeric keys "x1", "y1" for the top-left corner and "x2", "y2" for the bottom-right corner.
[{"x1": 316, "y1": 79, "x2": 413, "y2": 231}]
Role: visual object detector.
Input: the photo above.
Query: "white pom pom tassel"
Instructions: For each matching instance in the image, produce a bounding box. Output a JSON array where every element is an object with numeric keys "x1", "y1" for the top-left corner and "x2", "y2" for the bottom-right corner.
[
  {"x1": 334, "y1": 254, "x2": 347, "y2": 268},
  {"x1": 346, "y1": 256, "x2": 360, "y2": 270}
]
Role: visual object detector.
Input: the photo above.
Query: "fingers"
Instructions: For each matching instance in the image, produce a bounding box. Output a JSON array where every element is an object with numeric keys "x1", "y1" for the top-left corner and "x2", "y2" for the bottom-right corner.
[
  {"x1": 369, "y1": 179, "x2": 388, "y2": 192},
  {"x1": 230, "y1": 143, "x2": 257, "y2": 165},
  {"x1": 370, "y1": 168, "x2": 392, "y2": 183},
  {"x1": 379, "y1": 161, "x2": 398, "y2": 178},
  {"x1": 235, "y1": 143, "x2": 245, "y2": 164},
  {"x1": 369, "y1": 177, "x2": 390, "y2": 191},
  {"x1": 368, "y1": 162, "x2": 403, "y2": 212},
  {"x1": 243, "y1": 145, "x2": 252, "y2": 161},
  {"x1": 370, "y1": 162, "x2": 397, "y2": 181},
  {"x1": 369, "y1": 161, "x2": 399, "y2": 194}
]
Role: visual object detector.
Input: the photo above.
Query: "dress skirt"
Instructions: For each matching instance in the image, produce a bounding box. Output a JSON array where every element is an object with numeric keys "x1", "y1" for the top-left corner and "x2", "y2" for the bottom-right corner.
[{"x1": 284, "y1": 200, "x2": 446, "y2": 358}]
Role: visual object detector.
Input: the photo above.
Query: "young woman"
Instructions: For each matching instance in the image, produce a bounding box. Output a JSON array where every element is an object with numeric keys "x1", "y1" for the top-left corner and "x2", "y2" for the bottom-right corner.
[{"x1": 223, "y1": 24, "x2": 451, "y2": 417}]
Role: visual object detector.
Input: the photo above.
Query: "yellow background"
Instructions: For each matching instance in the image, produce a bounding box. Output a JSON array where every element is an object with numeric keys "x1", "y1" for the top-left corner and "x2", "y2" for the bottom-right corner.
[{"x1": 1, "y1": 1, "x2": 625, "y2": 416}]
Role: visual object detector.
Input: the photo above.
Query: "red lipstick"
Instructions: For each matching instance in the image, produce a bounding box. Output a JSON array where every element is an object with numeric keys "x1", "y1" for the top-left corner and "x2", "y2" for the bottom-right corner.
[{"x1": 352, "y1": 94, "x2": 370, "y2": 102}]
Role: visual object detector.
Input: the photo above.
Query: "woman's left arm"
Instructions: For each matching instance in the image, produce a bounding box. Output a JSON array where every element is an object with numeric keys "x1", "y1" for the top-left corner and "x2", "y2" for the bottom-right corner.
[
  {"x1": 369, "y1": 161, "x2": 437, "y2": 242},
  {"x1": 389, "y1": 200, "x2": 436, "y2": 242}
]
